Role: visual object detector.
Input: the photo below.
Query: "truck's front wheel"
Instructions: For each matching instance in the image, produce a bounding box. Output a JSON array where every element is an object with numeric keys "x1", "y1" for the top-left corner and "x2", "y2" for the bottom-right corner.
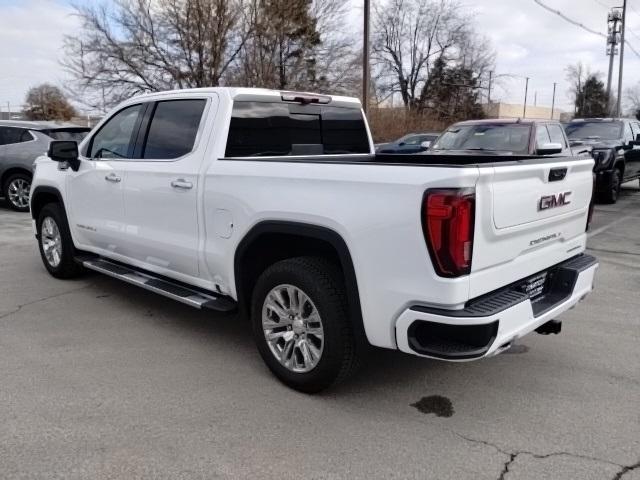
[
  {"x1": 37, "y1": 203, "x2": 84, "y2": 279},
  {"x1": 251, "y1": 257, "x2": 358, "y2": 393}
]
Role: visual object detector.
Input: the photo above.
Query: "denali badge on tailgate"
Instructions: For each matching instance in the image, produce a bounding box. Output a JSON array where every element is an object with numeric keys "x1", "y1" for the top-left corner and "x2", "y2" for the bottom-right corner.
[{"x1": 539, "y1": 192, "x2": 572, "y2": 211}]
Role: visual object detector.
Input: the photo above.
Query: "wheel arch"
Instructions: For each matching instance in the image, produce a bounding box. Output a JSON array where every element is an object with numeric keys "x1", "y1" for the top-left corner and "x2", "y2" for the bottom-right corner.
[
  {"x1": 234, "y1": 221, "x2": 367, "y2": 344},
  {"x1": 1, "y1": 167, "x2": 33, "y2": 189},
  {"x1": 30, "y1": 186, "x2": 66, "y2": 221}
]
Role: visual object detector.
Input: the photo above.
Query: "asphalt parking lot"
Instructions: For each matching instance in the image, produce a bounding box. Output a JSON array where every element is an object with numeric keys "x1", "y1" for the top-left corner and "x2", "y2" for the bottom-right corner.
[{"x1": 1, "y1": 185, "x2": 639, "y2": 480}]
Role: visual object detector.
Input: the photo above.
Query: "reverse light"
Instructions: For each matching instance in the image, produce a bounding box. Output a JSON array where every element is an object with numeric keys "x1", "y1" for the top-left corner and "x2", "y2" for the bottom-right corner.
[{"x1": 423, "y1": 189, "x2": 475, "y2": 277}]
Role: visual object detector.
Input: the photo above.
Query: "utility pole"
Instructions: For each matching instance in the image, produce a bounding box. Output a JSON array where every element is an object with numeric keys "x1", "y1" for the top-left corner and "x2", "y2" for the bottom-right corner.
[
  {"x1": 487, "y1": 70, "x2": 493, "y2": 104},
  {"x1": 534, "y1": 91, "x2": 538, "y2": 107},
  {"x1": 523, "y1": 77, "x2": 530, "y2": 118},
  {"x1": 551, "y1": 82, "x2": 557, "y2": 119},
  {"x1": 606, "y1": 8, "x2": 622, "y2": 115},
  {"x1": 362, "y1": 0, "x2": 370, "y2": 115},
  {"x1": 616, "y1": 0, "x2": 627, "y2": 117}
]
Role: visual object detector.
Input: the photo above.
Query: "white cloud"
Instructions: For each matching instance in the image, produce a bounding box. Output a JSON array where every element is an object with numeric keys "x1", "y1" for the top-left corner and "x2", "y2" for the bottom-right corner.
[
  {"x1": 0, "y1": 0, "x2": 81, "y2": 113},
  {"x1": 1, "y1": 0, "x2": 639, "y2": 114}
]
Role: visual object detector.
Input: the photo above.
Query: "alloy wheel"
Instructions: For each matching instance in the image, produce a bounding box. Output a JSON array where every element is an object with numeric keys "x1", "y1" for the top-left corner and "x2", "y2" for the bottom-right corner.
[
  {"x1": 41, "y1": 216, "x2": 62, "y2": 268},
  {"x1": 262, "y1": 284, "x2": 325, "y2": 373},
  {"x1": 7, "y1": 178, "x2": 30, "y2": 210}
]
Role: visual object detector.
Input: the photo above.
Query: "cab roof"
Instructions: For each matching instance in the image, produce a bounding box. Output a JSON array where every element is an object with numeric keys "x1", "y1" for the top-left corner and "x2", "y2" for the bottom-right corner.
[
  {"x1": 451, "y1": 118, "x2": 559, "y2": 126},
  {"x1": 131, "y1": 87, "x2": 363, "y2": 109}
]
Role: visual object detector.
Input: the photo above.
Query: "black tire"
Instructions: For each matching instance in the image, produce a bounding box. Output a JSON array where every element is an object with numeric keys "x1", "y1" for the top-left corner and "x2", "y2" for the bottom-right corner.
[
  {"x1": 250, "y1": 257, "x2": 359, "y2": 393},
  {"x1": 3, "y1": 172, "x2": 32, "y2": 212},
  {"x1": 36, "y1": 203, "x2": 84, "y2": 279},
  {"x1": 600, "y1": 168, "x2": 622, "y2": 204}
]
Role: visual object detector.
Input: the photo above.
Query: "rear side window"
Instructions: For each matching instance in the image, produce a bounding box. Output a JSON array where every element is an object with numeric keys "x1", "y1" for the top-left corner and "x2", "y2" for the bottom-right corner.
[
  {"x1": 142, "y1": 99, "x2": 206, "y2": 159},
  {"x1": 0, "y1": 127, "x2": 33, "y2": 145},
  {"x1": 547, "y1": 124, "x2": 567, "y2": 147},
  {"x1": 225, "y1": 101, "x2": 370, "y2": 157}
]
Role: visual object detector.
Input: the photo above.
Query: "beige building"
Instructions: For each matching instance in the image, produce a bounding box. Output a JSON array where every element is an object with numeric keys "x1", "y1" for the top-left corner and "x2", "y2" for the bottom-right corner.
[{"x1": 483, "y1": 102, "x2": 564, "y2": 121}]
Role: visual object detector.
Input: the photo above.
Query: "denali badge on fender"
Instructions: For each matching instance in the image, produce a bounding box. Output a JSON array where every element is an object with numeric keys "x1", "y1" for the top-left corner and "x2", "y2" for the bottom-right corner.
[{"x1": 539, "y1": 192, "x2": 572, "y2": 211}]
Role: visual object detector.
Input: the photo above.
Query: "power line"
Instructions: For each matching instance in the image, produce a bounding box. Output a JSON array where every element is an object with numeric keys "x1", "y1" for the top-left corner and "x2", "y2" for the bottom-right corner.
[
  {"x1": 533, "y1": 0, "x2": 640, "y2": 59},
  {"x1": 594, "y1": 0, "x2": 613, "y2": 9},
  {"x1": 533, "y1": 0, "x2": 606, "y2": 38}
]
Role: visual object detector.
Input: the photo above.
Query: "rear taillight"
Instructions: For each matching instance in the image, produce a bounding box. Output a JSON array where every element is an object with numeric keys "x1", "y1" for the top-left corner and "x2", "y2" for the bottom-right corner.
[{"x1": 423, "y1": 189, "x2": 475, "y2": 278}]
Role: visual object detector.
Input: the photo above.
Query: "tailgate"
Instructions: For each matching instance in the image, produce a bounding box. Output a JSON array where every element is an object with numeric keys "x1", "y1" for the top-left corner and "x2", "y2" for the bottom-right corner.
[{"x1": 470, "y1": 157, "x2": 594, "y2": 298}]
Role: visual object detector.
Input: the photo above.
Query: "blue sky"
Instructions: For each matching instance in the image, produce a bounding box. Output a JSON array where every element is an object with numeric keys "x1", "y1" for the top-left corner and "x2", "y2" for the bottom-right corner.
[{"x1": 1, "y1": 0, "x2": 639, "y2": 114}]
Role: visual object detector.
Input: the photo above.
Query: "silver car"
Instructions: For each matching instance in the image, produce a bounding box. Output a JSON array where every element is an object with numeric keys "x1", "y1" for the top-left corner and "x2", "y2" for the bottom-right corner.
[{"x1": 0, "y1": 121, "x2": 90, "y2": 211}]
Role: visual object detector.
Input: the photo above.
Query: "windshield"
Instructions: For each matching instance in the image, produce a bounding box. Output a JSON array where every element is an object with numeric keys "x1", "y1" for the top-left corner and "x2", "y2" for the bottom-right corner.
[
  {"x1": 564, "y1": 122, "x2": 622, "y2": 141},
  {"x1": 41, "y1": 128, "x2": 91, "y2": 142},
  {"x1": 431, "y1": 124, "x2": 532, "y2": 154},
  {"x1": 398, "y1": 134, "x2": 438, "y2": 145}
]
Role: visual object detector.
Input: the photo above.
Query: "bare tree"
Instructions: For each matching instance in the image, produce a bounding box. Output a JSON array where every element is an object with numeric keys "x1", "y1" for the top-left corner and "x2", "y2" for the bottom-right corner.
[
  {"x1": 24, "y1": 84, "x2": 77, "y2": 121},
  {"x1": 565, "y1": 62, "x2": 589, "y2": 115},
  {"x1": 372, "y1": 0, "x2": 491, "y2": 111},
  {"x1": 624, "y1": 83, "x2": 640, "y2": 117},
  {"x1": 63, "y1": 0, "x2": 249, "y2": 109}
]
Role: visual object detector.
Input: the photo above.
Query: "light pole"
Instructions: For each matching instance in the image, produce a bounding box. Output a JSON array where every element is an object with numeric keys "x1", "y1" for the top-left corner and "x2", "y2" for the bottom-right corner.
[
  {"x1": 551, "y1": 82, "x2": 557, "y2": 119},
  {"x1": 616, "y1": 0, "x2": 627, "y2": 117},
  {"x1": 523, "y1": 77, "x2": 530, "y2": 118},
  {"x1": 363, "y1": 0, "x2": 370, "y2": 114},
  {"x1": 606, "y1": 8, "x2": 622, "y2": 114}
]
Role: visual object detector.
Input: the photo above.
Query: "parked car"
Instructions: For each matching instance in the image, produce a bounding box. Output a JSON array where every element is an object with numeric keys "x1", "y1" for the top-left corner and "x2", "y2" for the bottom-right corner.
[
  {"x1": 427, "y1": 118, "x2": 574, "y2": 157},
  {"x1": 376, "y1": 132, "x2": 440, "y2": 153},
  {"x1": 0, "y1": 120, "x2": 90, "y2": 211},
  {"x1": 30, "y1": 87, "x2": 597, "y2": 392},
  {"x1": 564, "y1": 118, "x2": 640, "y2": 203}
]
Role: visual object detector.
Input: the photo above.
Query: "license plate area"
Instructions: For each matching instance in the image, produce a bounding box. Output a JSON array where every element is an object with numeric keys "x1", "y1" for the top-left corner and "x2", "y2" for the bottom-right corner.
[{"x1": 517, "y1": 271, "x2": 552, "y2": 302}]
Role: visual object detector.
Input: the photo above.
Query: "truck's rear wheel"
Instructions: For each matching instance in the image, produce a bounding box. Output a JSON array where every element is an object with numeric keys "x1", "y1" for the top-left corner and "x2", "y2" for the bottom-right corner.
[
  {"x1": 251, "y1": 257, "x2": 358, "y2": 393},
  {"x1": 37, "y1": 203, "x2": 83, "y2": 279}
]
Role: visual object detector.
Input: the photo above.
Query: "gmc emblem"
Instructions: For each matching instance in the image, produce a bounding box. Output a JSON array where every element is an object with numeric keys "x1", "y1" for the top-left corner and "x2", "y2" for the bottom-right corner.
[{"x1": 539, "y1": 192, "x2": 572, "y2": 211}]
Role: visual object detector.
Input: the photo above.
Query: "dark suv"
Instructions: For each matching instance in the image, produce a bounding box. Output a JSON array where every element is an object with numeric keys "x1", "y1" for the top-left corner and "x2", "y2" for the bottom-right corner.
[
  {"x1": 565, "y1": 118, "x2": 640, "y2": 203},
  {"x1": 428, "y1": 118, "x2": 574, "y2": 157}
]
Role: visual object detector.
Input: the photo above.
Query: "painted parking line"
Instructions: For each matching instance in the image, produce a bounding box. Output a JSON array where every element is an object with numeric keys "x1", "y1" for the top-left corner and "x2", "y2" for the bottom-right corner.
[{"x1": 588, "y1": 213, "x2": 636, "y2": 238}]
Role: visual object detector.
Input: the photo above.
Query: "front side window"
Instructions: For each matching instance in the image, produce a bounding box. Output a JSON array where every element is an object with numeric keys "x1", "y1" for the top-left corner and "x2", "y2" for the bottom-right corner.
[
  {"x1": 547, "y1": 124, "x2": 567, "y2": 147},
  {"x1": 432, "y1": 124, "x2": 532, "y2": 154},
  {"x1": 535, "y1": 125, "x2": 551, "y2": 148},
  {"x1": 624, "y1": 122, "x2": 634, "y2": 144},
  {"x1": 0, "y1": 127, "x2": 33, "y2": 146},
  {"x1": 90, "y1": 104, "x2": 142, "y2": 159},
  {"x1": 225, "y1": 101, "x2": 369, "y2": 157},
  {"x1": 142, "y1": 99, "x2": 206, "y2": 159}
]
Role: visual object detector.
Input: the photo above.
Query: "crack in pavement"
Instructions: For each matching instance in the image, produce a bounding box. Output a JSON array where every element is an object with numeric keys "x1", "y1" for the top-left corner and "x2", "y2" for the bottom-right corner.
[
  {"x1": 454, "y1": 433, "x2": 639, "y2": 480},
  {"x1": 614, "y1": 460, "x2": 640, "y2": 480},
  {"x1": 0, "y1": 284, "x2": 93, "y2": 321}
]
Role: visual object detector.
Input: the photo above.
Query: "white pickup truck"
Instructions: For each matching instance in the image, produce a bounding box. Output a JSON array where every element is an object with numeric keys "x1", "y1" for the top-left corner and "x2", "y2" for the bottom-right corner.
[{"x1": 30, "y1": 87, "x2": 598, "y2": 392}]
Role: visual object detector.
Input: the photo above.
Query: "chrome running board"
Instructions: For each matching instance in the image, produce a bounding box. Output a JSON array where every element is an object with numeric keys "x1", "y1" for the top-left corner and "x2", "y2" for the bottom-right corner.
[{"x1": 80, "y1": 257, "x2": 236, "y2": 312}]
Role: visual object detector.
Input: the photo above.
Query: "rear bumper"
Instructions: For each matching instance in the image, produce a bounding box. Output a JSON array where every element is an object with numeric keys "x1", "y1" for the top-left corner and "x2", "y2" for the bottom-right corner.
[{"x1": 395, "y1": 254, "x2": 598, "y2": 360}]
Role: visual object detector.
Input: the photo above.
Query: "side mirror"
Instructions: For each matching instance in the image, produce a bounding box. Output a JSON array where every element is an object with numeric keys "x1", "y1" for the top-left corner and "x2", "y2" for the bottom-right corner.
[
  {"x1": 48, "y1": 140, "x2": 80, "y2": 171},
  {"x1": 537, "y1": 142, "x2": 563, "y2": 155},
  {"x1": 398, "y1": 142, "x2": 406, "y2": 146},
  {"x1": 420, "y1": 141, "x2": 432, "y2": 149}
]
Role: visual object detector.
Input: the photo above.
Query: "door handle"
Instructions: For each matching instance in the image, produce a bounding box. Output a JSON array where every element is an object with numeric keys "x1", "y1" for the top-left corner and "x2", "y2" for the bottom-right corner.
[
  {"x1": 105, "y1": 173, "x2": 121, "y2": 183},
  {"x1": 171, "y1": 179, "x2": 193, "y2": 190}
]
